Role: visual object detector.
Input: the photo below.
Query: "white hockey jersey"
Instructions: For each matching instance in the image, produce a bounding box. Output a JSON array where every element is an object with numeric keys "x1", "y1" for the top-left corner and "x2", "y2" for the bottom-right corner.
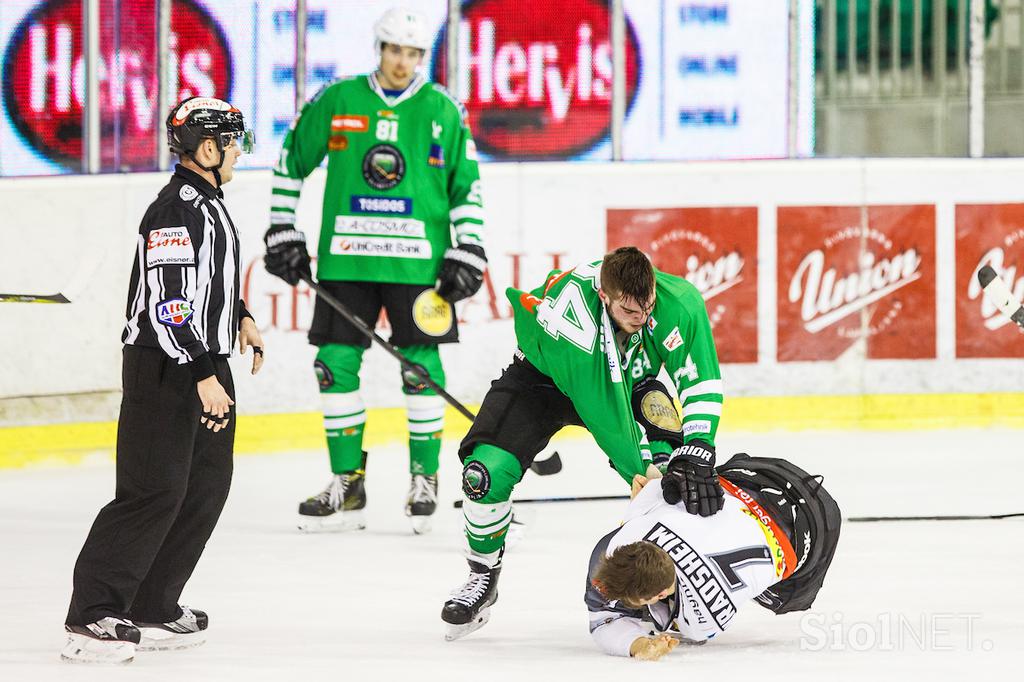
[{"x1": 585, "y1": 479, "x2": 797, "y2": 656}]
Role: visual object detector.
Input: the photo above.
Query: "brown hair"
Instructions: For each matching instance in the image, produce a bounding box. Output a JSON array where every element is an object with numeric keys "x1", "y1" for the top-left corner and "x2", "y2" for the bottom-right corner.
[
  {"x1": 592, "y1": 541, "x2": 676, "y2": 606},
  {"x1": 601, "y1": 247, "x2": 655, "y2": 305}
]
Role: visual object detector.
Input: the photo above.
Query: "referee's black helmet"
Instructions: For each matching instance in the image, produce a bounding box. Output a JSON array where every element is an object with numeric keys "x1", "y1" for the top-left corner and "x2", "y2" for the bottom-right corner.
[{"x1": 166, "y1": 96, "x2": 254, "y2": 159}]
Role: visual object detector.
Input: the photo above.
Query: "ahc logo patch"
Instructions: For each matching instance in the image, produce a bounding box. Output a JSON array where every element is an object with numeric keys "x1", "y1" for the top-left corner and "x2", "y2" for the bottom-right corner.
[{"x1": 156, "y1": 298, "x2": 193, "y2": 327}]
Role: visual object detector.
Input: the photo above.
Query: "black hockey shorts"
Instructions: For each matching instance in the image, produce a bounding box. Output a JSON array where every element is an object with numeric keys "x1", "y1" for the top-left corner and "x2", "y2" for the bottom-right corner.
[
  {"x1": 459, "y1": 354, "x2": 584, "y2": 470},
  {"x1": 308, "y1": 280, "x2": 459, "y2": 348},
  {"x1": 717, "y1": 453, "x2": 842, "y2": 615}
]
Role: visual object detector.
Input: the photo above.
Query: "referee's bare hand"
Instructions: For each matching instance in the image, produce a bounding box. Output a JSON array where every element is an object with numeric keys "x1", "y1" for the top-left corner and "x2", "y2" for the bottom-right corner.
[
  {"x1": 197, "y1": 376, "x2": 234, "y2": 432},
  {"x1": 238, "y1": 317, "x2": 265, "y2": 375}
]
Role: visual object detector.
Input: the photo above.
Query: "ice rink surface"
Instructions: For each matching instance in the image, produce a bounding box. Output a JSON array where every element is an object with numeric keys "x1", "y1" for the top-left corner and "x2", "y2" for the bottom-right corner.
[{"x1": 1, "y1": 429, "x2": 1022, "y2": 681}]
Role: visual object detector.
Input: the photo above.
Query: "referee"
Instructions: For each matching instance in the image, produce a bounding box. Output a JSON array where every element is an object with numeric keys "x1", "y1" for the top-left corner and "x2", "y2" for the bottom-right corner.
[{"x1": 62, "y1": 97, "x2": 264, "y2": 665}]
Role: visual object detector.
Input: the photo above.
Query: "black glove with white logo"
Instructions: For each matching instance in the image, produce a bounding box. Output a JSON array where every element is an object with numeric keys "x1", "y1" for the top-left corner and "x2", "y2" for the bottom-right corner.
[
  {"x1": 661, "y1": 440, "x2": 725, "y2": 517},
  {"x1": 435, "y1": 244, "x2": 487, "y2": 303},
  {"x1": 264, "y1": 225, "x2": 311, "y2": 286}
]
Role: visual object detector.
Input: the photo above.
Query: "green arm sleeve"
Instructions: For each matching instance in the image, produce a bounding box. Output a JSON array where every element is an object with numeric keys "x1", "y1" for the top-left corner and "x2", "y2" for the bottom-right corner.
[
  {"x1": 269, "y1": 85, "x2": 334, "y2": 226},
  {"x1": 443, "y1": 101, "x2": 484, "y2": 248},
  {"x1": 655, "y1": 290, "x2": 724, "y2": 446}
]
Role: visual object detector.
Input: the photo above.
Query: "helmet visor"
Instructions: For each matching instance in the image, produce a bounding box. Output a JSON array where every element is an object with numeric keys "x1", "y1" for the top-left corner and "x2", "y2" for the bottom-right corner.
[{"x1": 219, "y1": 129, "x2": 255, "y2": 154}]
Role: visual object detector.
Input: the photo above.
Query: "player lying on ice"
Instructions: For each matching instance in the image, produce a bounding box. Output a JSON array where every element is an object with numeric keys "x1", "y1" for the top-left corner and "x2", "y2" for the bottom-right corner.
[{"x1": 586, "y1": 453, "x2": 842, "y2": 660}]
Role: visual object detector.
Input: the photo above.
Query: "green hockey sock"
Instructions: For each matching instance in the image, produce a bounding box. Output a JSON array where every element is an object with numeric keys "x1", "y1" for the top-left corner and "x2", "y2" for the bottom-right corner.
[
  {"x1": 399, "y1": 345, "x2": 445, "y2": 476},
  {"x1": 316, "y1": 344, "x2": 365, "y2": 474}
]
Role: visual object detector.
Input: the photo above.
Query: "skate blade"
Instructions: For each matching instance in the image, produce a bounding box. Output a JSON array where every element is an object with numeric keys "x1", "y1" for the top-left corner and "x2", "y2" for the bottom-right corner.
[
  {"x1": 60, "y1": 634, "x2": 135, "y2": 664},
  {"x1": 409, "y1": 515, "x2": 433, "y2": 535},
  {"x1": 297, "y1": 510, "x2": 366, "y2": 533},
  {"x1": 443, "y1": 608, "x2": 491, "y2": 642},
  {"x1": 137, "y1": 629, "x2": 206, "y2": 651}
]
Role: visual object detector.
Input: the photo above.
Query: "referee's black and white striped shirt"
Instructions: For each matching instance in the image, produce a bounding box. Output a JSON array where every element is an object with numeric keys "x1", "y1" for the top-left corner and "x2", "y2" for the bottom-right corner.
[{"x1": 122, "y1": 164, "x2": 252, "y2": 382}]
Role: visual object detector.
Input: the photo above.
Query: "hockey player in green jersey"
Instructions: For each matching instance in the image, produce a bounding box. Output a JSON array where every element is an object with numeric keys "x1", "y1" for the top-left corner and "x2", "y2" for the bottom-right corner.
[
  {"x1": 263, "y1": 8, "x2": 487, "y2": 535},
  {"x1": 442, "y1": 247, "x2": 726, "y2": 640}
]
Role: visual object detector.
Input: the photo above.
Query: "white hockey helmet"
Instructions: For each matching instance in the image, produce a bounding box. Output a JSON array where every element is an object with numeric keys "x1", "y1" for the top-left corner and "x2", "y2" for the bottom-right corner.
[{"x1": 374, "y1": 7, "x2": 430, "y2": 53}]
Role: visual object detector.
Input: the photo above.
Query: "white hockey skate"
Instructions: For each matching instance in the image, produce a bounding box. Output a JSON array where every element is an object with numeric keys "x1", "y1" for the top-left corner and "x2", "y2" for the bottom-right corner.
[
  {"x1": 297, "y1": 466, "x2": 367, "y2": 533},
  {"x1": 61, "y1": 617, "x2": 140, "y2": 665},
  {"x1": 405, "y1": 473, "x2": 438, "y2": 534},
  {"x1": 135, "y1": 605, "x2": 208, "y2": 651}
]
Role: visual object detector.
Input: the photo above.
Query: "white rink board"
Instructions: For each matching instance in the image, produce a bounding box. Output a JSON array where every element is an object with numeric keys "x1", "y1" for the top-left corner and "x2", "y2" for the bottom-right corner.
[
  {"x1": 3, "y1": 158, "x2": 1024, "y2": 414},
  {"x1": 0, "y1": 429, "x2": 1020, "y2": 679}
]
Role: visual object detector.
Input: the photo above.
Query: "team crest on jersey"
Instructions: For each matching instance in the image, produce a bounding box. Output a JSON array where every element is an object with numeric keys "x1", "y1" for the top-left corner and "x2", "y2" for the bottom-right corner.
[
  {"x1": 412, "y1": 289, "x2": 453, "y2": 336},
  {"x1": 428, "y1": 144, "x2": 445, "y2": 168},
  {"x1": 156, "y1": 298, "x2": 193, "y2": 327},
  {"x1": 362, "y1": 144, "x2": 406, "y2": 190}
]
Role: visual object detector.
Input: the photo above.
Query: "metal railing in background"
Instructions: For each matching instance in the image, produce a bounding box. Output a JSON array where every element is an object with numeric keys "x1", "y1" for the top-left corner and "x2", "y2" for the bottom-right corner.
[{"x1": 816, "y1": 0, "x2": 1024, "y2": 156}]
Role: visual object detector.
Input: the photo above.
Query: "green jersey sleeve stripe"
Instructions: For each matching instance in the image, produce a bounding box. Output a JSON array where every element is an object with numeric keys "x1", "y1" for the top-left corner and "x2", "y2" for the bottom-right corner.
[
  {"x1": 272, "y1": 176, "x2": 304, "y2": 191},
  {"x1": 449, "y1": 205, "x2": 484, "y2": 223},
  {"x1": 678, "y1": 379, "x2": 724, "y2": 401},
  {"x1": 272, "y1": 188, "x2": 301, "y2": 198},
  {"x1": 682, "y1": 400, "x2": 723, "y2": 418},
  {"x1": 271, "y1": 195, "x2": 299, "y2": 211}
]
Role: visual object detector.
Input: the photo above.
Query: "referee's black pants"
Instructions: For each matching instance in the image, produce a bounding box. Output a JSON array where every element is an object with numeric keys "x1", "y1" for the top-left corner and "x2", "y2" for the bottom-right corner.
[{"x1": 66, "y1": 345, "x2": 235, "y2": 626}]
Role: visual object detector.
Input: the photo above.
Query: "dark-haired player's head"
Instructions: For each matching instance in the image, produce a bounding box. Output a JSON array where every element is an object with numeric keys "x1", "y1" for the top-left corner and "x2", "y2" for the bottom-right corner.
[
  {"x1": 592, "y1": 541, "x2": 676, "y2": 608},
  {"x1": 600, "y1": 247, "x2": 656, "y2": 333}
]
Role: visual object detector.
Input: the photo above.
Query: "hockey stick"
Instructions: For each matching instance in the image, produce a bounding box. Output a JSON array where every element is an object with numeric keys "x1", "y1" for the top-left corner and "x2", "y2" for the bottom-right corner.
[
  {"x1": 300, "y1": 274, "x2": 562, "y2": 476},
  {"x1": 977, "y1": 265, "x2": 1024, "y2": 330},
  {"x1": 453, "y1": 496, "x2": 1024, "y2": 522},
  {"x1": 0, "y1": 292, "x2": 71, "y2": 304}
]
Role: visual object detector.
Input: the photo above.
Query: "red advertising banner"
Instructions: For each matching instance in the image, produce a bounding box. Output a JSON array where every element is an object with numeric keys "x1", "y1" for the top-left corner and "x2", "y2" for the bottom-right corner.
[
  {"x1": 777, "y1": 205, "x2": 936, "y2": 361},
  {"x1": 606, "y1": 207, "x2": 758, "y2": 363},
  {"x1": 955, "y1": 204, "x2": 1024, "y2": 358}
]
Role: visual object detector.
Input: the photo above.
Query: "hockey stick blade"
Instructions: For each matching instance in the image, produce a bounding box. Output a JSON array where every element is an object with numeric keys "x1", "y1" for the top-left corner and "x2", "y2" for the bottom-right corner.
[
  {"x1": 977, "y1": 265, "x2": 1024, "y2": 330},
  {"x1": 0, "y1": 292, "x2": 70, "y2": 304},
  {"x1": 529, "y1": 451, "x2": 562, "y2": 476}
]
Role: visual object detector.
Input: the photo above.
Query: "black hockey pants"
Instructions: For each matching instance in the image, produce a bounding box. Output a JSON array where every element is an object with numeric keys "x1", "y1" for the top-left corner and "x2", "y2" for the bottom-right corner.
[{"x1": 66, "y1": 345, "x2": 235, "y2": 626}]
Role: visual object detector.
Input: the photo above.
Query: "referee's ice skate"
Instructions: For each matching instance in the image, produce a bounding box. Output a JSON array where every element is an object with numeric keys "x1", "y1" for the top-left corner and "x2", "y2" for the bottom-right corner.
[
  {"x1": 135, "y1": 606, "x2": 209, "y2": 651},
  {"x1": 60, "y1": 617, "x2": 140, "y2": 665}
]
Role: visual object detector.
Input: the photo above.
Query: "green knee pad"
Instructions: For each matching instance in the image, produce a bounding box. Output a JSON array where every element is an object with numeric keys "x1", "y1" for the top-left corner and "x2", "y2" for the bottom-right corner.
[
  {"x1": 315, "y1": 344, "x2": 364, "y2": 393},
  {"x1": 461, "y1": 445, "x2": 523, "y2": 555},
  {"x1": 400, "y1": 345, "x2": 445, "y2": 475},
  {"x1": 315, "y1": 344, "x2": 366, "y2": 473},
  {"x1": 462, "y1": 444, "x2": 524, "y2": 505},
  {"x1": 397, "y1": 344, "x2": 445, "y2": 395}
]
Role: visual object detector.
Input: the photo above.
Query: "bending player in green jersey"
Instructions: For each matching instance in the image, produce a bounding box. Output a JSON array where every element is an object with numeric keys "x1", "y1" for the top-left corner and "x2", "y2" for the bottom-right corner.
[
  {"x1": 263, "y1": 8, "x2": 487, "y2": 535},
  {"x1": 442, "y1": 247, "x2": 727, "y2": 641}
]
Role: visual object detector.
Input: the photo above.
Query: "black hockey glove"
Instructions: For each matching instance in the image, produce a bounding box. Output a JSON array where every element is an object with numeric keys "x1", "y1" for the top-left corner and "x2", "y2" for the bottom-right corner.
[
  {"x1": 661, "y1": 441, "x2": 725, "y2": 517},
  {"x1": 435, "y1": 244, "x2": 487, "y2": 303},
  {"x1": 264, "y1": 225, "x2": 311, "y2": 286}
]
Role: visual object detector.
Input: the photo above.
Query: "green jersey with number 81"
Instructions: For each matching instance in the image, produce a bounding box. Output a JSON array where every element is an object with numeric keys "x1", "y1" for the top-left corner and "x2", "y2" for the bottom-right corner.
[
  {"x1": 508, "y1": 261, "x2": 724, "y2": 483},
  {"x1": 270, "y1": 72, "x2": 484, "y2": 284}
]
